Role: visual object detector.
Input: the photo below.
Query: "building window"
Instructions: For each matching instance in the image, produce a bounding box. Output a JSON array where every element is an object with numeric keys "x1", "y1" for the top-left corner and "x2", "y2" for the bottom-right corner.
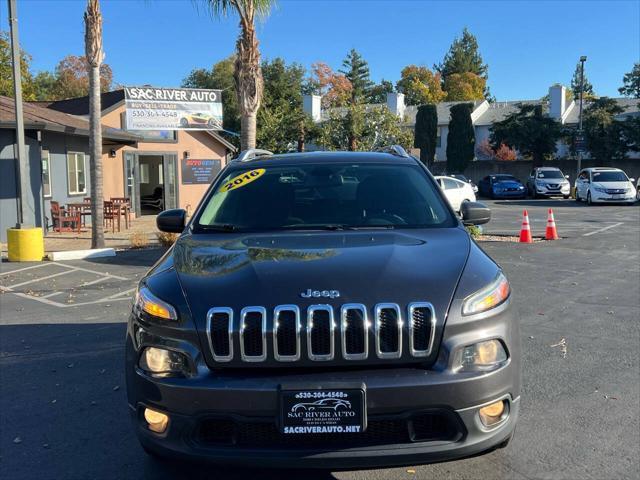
[
  {"x1": 67, "y1": 152, "x2": 86, "y2": 195},
  {"x1": 436, "y1": 135, "x2": 441, "y2": 148},
  {"x1": 140, "y1": 163, "x2": 150, "y2": 184},
  {"x1": 42, "y1": 150, "x2": 52, "y2": 197}
]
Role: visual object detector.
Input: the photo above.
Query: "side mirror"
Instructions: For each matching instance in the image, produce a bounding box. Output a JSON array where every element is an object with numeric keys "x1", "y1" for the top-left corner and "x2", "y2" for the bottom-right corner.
[
  {"x1": 157, "y1": 209, "x2": 186, "y2": 233},
  {"x1": 565, "y1": 175, "x2": 570, "y2": 179},
  {"x1": 630, "y1": 178, "x2": 636, "y2": 183},
  {"x1": 461, "y1": 201, "x2": 491, "y2": 226}
]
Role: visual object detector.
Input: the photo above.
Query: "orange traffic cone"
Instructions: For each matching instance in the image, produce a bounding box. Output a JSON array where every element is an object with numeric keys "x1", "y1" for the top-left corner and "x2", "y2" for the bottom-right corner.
[
  {"x1": 519, "y1": 210, "x2": 533, "y2": 243},
  {"x1": 545, "y1": 208, "x2": 559, "y2": 240}
]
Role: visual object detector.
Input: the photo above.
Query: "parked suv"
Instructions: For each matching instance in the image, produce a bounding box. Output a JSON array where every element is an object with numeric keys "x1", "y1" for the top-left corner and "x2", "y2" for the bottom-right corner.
[
  {"x1": 126, "y1": 147, "x2": 520, "y2": 468},
  {"x1": 575, "y1": 167, "x2": 636, "y2": 205},
  {"x1": 526, "y1": 167, "x2": 571, "y2": 199}
]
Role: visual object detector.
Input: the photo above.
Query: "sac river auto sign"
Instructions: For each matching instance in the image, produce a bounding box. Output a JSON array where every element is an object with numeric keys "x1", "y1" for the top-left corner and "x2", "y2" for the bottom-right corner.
[{"x1": 124, "y1": 87, "x2": 223, "y2": 131}]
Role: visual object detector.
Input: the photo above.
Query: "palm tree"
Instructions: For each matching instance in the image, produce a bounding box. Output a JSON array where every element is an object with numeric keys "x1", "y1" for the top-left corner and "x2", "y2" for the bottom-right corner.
[
  {"x1": 84, "y1": 0, "x2": 104, "y2": 248},
  {"x1": 203, "y1": 0, "x2": 274, "y2": 150}
]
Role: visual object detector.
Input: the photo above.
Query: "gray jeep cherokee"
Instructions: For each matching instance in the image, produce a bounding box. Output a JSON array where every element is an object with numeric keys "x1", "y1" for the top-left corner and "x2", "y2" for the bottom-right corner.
[{"x1": 126, "y1": 148, "x2": 520, "y2": 468}]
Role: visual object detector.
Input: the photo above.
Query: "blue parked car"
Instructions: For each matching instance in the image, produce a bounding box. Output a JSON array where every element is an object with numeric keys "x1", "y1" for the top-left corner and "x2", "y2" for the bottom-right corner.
[{"x1": 478, "y1": 174, "x2": 527, "y2": 199}]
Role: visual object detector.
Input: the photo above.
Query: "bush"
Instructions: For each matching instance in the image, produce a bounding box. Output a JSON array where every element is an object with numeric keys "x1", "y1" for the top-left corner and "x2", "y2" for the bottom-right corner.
[
  {"x1": 129, "y1": 231, "x2": 149, "y2": 249},
  {"x1": 465, "y1": 225, "x2": 482, "y2": 238},
  {"x1": 156, "y1": 232, "x2": 179, "y2": 248}
]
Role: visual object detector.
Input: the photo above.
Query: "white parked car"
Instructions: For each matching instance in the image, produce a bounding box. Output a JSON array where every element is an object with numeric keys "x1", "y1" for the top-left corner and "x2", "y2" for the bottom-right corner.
[
  {"x1": 575, "y1": 167, "x2": 637, "y2": 205},
  {"x1": 435, "y1": 175, "x2": 477, "y2": 212},
  {"x1": 637, "y1": 178, "x2": 640, "y2": 202}
]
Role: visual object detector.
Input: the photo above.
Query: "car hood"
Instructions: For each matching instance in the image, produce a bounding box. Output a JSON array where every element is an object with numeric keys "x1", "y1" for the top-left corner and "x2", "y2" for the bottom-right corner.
[
  {"x1": 592, "y1": 181, "x2": 631, "y2": 189},
  {"x1": 172, "y1": 228, "x2": 471, "y2": 327}
]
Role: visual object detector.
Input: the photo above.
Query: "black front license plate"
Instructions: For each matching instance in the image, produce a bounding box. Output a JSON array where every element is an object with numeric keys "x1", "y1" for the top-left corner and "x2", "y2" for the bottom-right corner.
[{"x1": 280, "y1": 389, "x2": 366, "y2": 435}]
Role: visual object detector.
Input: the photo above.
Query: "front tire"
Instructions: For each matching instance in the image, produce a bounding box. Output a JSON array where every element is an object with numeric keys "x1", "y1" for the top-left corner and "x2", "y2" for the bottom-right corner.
[
  {"x1": 587, "y1": 192, "x2": 593, "y2": 206},
  {"x1": 563, "y1": 195, "x2": 570, "y2": 199}
]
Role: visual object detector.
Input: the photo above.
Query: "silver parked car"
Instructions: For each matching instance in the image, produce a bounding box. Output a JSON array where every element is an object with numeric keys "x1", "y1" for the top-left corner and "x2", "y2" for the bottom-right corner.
[{"x1": 526, "y1": 167, "x2": 571, "y2": 199}]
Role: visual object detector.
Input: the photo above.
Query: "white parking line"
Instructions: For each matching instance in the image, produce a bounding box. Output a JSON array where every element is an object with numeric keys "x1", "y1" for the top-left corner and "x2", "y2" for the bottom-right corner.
[
  {"x1": 0, "y1": 261, "x2": 133, "y2": 308},
  {"x1": 583, "y1": 222, "x2": 624, "y2": 237},
  {"x1": 8, "y1": 269, "x2": 74, "y2": 288}
]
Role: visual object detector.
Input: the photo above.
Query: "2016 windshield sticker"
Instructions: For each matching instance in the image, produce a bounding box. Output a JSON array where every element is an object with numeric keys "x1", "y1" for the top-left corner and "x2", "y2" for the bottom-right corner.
[{"x1": 219, "y1": 169, "x2": 265, "y2": 193}]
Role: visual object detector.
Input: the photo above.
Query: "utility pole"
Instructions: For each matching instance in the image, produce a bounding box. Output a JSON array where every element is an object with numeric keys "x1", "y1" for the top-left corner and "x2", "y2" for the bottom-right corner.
[
  {"x1": 8, "y1": 0, "x2": 29, "y2": 228},
  {"x1": 576, "y1": 55, "x2": 587, "y2": 179}
]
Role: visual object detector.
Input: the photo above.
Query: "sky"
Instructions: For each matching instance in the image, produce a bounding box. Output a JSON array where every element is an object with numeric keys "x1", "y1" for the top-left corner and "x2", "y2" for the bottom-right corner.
[{"x1": 2, "y1": 0, "x2": 639, "y2": 101}]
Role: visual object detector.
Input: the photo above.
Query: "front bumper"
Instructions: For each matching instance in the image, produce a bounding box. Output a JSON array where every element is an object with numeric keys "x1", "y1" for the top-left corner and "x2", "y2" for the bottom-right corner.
[
  {"x1": 493, "y1": 190, "x2": 526, "y2": 198},
  {"x1": 535, "y1": 186, "x2": 570, "y2": 197},
  {"x1": 591, "y1": 191, "x2": 635, "y2": 203}
]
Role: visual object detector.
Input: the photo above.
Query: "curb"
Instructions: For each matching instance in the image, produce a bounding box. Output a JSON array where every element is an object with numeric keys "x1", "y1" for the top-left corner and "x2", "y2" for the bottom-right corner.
[{"x1": 48, "y1": 248, "x2": 116, "y2": 261}]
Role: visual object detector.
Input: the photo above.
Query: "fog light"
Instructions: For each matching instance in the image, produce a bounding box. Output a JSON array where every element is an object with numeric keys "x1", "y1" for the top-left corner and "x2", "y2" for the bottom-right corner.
[
  {"x1": 144, "y1": 408, "x2": 169, "y2": 433},
  {"x1": 139, "y1": 347, "x2": 188, "y2": 376},
  {"x1": 479, "y1": 400, "x2": 507, "y2": 427}
]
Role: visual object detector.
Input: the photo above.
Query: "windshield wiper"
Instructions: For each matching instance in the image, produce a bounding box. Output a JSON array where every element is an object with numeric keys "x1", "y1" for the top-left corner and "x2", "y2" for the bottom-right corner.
[
  {"x1": 281, "y1": 224, "x2": 354, "y2": 231},
  {"x1": 195, "y1": 224, "x2": 239, "y2": 232}
]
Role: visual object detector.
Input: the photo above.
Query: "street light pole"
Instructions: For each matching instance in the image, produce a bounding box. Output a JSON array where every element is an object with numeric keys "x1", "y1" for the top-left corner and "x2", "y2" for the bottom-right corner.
[
  {"x1": 8, "y1": 0, "x2": 29, "y2": 228},
  {"x1": 576, "y1": 55, "x2": 587, "y2": 179}
]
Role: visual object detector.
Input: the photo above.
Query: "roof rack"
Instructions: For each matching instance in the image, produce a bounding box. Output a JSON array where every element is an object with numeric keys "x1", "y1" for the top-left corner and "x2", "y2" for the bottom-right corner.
[
  {"x1": 375, "y1": 145, "x2": 410, "y2": 158},
  {"x1": 233, "y1": 148, "x2": 274, "y2": 163}
]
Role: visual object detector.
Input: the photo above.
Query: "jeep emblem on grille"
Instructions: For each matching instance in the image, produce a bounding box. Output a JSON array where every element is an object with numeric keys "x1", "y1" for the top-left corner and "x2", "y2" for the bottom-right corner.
[{"x1": 300, "y1": 289, "x2": 341, "y2": 299}]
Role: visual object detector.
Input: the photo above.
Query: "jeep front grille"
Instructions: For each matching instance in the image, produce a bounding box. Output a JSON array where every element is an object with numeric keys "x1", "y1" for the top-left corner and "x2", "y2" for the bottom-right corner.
[{"x1": 205, "y1": 302, "x2": 436, "y2": 364}]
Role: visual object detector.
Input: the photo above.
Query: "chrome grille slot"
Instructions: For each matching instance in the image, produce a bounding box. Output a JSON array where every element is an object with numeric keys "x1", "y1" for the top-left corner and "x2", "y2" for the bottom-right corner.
[
  {"x1": 240, "y1": 307, "x2": 267, "y2": 361},
  {"x1": 375, "y1": 303, "x2": 402, "y2": 359},
  {"x1": 307, "y1": 305, "x2": 334, "y2": 360},
  {"x1": 206, "y1": 307, "x2": 233, "y2": 362},
  {"x1": 341, "y1": 304, "x2": 368, "y2": 360},
  {"x1": 273, "y1": 305, "x2": 300, "y2": 361},
  {"x1": 408, "y1": 302, "x2": 436, "y2": 357}
]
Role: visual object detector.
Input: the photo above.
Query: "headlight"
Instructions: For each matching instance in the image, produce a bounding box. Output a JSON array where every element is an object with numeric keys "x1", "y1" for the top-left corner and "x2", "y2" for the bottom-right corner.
[
  {"x1": 135, "y1": 286, "x2": 177, "y2": 321},
  {"x1": 455, "y1": 339, "x2": 508, "y2": 372},
  {"x1": 139, "y1": 346, "x2": 189, "y2": 376},
  {"x1": 535, "y1": 180, "x2": 544, "y2": 187},
  {"x1": 462, "y1": 272, "x2": 510, "y2": 316},
  {"x1": 594, "y1": 187, "x2": 607, "y2": 193}
]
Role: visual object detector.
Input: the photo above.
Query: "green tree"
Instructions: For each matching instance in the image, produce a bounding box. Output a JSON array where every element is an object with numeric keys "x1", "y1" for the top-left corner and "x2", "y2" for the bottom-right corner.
[
  {"x1": 437, "y1": 27, "x2": 489, "y2": 100},
  {"x1": 202, "y1": 0, "x2": 275, "y2": 150},
  {"x1": 318, "y1": 105, "x2": 411, "y2": 152},
  {"x1": 369, "y1": 79, "x2": 394, "y2": 103},
  {"x1": 443, "y1": 72, "x2": 485, "y2": 101},
  {"x1": 490, "y1": 103, "x2": 562, "y2": 166},
  {"x1": 446, "y1": 103, "x2": 475, "y2": 172},
  {"x1": 257, "y1": 58, "x2": 310, "y2": 152},
  {"x1": 84, "y1": 0, "x2": 105, "y2": 249},
  {"x1": 621, "y1": 116, "x2": 640, "y2": 152},
  {"x1": 32, "y1": 71, "x2": 56, "y2": 100},
  {"x1": 396, "y1": 65, "x2": 445, "y2": 105},
  {"x1": 570, "y1": 62, "x2": 594, "y2": 100},
  {"x1": 583, "y1": 97, "x2": 628, "y2": 163},
  {"x1": 413, "y1": 104, "x2": 438, "y2": 167},
  {"x1": 339, "y1": 49, "x2": 373, "y2": 104},
  {"x1": 618, "y1": 63, "x2": 640, "y2": 98},
  {"x1": 0, "y1": 31, "x2": 37, "y2": 100},
  {"x1": 182, "y1": 56, "x2": 240, "y2": 136}
]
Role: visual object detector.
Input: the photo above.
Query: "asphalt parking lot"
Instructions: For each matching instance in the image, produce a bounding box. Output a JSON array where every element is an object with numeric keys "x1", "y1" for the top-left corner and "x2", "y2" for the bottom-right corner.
[{"x1": 1, "y1": 199, "x2": 638, "y2": 480}]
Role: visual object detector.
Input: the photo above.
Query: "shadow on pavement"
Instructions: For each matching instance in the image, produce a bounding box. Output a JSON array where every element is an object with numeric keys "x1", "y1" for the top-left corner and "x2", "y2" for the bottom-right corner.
[
  {"x1": 493, "y1": 199, "x2": 581, "y2": 208},
  {"x1": 0, "y1": 322, "x2": 339, "y2": 480},
  {"x1": 84, "y1": 247, "x2": 167, "y2": 268}
]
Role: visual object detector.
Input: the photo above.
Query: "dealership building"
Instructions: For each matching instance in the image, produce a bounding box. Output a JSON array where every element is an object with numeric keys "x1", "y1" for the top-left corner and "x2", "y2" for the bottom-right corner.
[{"x1": 0, "y1": 89, "x2": 236, "y2": 242}]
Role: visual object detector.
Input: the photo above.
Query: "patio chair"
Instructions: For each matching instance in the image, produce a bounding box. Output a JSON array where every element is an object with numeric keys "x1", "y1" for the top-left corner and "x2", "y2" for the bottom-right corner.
[
  {"x1": 111, "y1": 197, "x2": 131, "y2": 229},
  {"x1": 50, "y1": 201, "x2": 81, "y2": 233},
  {"x1": 103, "y1": 201, "x2": 121, "y2": 233}
]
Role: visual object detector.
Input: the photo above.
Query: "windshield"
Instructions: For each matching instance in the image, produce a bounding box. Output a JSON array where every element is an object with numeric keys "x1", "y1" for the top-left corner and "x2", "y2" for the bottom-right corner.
[
  {"x1": 493, "y1": 176, "x2": 518, "y2": 183},
  {"x1": 195, "y1": 163, "x2": 455, "y2": 231},
  {"x1": 592, "y1": 171, "x2": 628, "y2": 182},
  {"x1": 537, "y1": 171, "x2": 564, "y2": 179}
]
